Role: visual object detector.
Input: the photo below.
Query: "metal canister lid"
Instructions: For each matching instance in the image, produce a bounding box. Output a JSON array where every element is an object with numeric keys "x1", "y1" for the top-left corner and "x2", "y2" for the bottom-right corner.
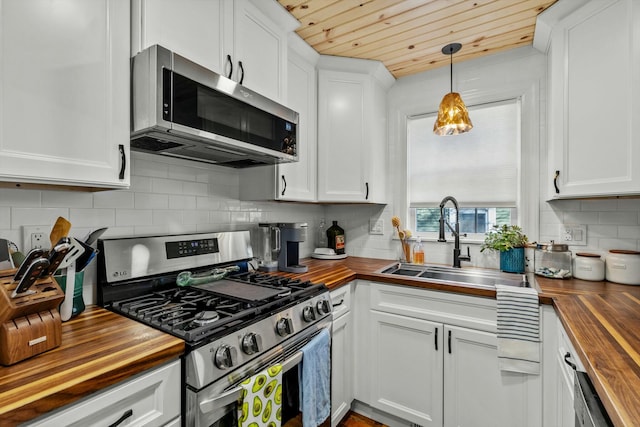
[{"x1": 537, "y1": 242, "x2": 569, "y2": 252}]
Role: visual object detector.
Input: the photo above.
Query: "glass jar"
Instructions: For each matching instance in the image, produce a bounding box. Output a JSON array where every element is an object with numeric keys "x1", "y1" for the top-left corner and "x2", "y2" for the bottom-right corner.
[{"x1": 534, "y1": 242, "x2": 572, "y2": 279}]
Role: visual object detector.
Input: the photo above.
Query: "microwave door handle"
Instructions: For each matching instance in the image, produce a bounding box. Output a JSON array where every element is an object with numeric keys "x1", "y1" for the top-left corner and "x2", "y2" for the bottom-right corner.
[{"x1": 198, "y1": 351, "x2": 303, "y2": 413}]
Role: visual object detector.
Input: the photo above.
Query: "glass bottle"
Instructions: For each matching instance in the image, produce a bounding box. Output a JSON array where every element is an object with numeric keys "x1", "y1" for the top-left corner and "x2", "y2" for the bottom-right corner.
[
  {"x1": 413, "y1": 237, "x2": 425, "y2": 264},
  {"x1": 326, "y1": 221, "x2": 345, "y2": 255},
  {"x1": 317, "y1": 219, "x2": 328, "y2": 248}
]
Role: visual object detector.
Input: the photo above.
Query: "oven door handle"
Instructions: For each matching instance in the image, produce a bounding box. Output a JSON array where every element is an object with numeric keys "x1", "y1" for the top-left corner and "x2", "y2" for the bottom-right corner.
[{"x1": 199, "y1": 351, "x2": 303, "y2": 413}]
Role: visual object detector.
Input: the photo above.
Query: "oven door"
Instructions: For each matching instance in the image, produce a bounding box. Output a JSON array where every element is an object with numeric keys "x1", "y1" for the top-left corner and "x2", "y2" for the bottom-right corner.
[{"x1": 186, "y1": 319, "x2": 331, "y2": 427}]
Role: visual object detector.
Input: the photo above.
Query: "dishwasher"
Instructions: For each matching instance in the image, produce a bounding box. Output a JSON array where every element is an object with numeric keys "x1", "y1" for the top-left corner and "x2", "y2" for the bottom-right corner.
[{"x1": 574, "y1": 370, "x2": 613, "y2": 427}]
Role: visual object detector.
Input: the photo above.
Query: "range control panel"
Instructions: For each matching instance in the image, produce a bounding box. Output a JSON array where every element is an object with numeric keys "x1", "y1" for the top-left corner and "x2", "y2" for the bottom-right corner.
[{"x1": 166, "y1": 238, "x2": 219, "y2": 259}]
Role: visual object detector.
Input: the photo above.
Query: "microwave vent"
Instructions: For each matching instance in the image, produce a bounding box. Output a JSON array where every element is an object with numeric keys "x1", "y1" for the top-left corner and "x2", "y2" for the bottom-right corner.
[{"x1": 131, "y1": 136, "x2": 183, "y2": 152}]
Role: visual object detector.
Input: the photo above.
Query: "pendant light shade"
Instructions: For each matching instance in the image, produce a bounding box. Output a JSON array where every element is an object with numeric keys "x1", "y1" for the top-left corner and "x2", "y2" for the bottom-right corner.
[{"x1": 433, "y1": 43, "x2": 473, "y2": 136}]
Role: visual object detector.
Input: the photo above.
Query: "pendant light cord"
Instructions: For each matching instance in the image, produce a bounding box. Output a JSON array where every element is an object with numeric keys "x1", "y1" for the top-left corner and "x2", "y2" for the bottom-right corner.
[{"x1": 449, "y1": 49, "x2": 453, "y2": 93}]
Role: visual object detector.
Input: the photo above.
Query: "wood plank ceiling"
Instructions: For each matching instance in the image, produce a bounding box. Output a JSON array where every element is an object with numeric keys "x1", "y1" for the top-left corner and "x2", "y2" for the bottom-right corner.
[{"x1": 277, "y1": 0, "x2": 558, "y2": 78}]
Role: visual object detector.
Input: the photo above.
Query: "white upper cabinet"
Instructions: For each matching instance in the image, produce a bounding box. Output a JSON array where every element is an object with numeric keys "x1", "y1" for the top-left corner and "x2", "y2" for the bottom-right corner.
[
  {"x1": 539, "y1": 0, "x2": 640, "y2": 199},
  {"x1": 0, "y1": 0, "x2": 130, "y2": 189},
  {"x1": 132, "y1": 0, "x2": 297, "y2": 103},
  {"x1": 239, "y1": 34, "x2": 318, "y2": 202},
  {"x1": 317, "y1": 56, "x2": 394, "y2": 203}
]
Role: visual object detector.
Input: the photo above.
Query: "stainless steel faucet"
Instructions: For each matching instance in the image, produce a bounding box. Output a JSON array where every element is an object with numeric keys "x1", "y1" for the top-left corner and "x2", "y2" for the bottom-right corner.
[{"x1": 438, "y1": 196, "x2": 471, "y2": 268}]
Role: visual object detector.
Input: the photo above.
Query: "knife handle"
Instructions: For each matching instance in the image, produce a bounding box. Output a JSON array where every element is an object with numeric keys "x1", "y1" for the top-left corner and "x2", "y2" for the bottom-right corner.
[
  {"x1": 11, "y1": 258, "x2": 50, "y2": 297},
  {"x1": 13, "y1": 248, "x2": 46, "y2": 281},
  {"x1": 41, "y1": 243, "x2": 71, "y2": 277}
]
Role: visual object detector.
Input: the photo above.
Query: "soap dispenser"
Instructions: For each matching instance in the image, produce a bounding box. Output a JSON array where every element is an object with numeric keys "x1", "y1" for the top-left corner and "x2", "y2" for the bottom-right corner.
[{"x1": 413, "y1": 237, "x2": 425, "y2": 264}]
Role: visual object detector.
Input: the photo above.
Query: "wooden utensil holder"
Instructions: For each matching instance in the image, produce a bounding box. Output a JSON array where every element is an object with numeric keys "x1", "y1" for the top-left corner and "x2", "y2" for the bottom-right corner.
[{"x1": 0, "y1": 269, "x2": 64, "y2": 365}]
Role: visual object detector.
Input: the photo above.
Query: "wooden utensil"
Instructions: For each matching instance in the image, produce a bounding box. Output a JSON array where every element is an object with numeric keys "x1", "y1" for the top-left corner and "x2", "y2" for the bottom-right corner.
[{"x1": 49, "y1": 217, "x2": 71, "y2": 248}]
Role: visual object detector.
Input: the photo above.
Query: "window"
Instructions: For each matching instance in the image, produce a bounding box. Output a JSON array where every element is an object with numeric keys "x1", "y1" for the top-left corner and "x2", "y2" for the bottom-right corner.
[{"x1": 407, "y1": 99, "x2": 520, "y2": 239}]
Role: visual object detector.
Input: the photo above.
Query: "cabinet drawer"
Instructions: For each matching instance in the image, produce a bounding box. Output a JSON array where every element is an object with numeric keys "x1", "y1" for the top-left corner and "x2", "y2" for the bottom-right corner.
[
  {"x1": 558, "y1": 319, "x2": 584, "y2": 383},
  {"x1": 330, "y1": 284, "x2": 352, "y2": 319},
  {"x1": 369, "y1": 282, "x2": 497, "y2": 332},
  {"x1": 27, "y1": 360, "x2": 181, "y2": 427}
]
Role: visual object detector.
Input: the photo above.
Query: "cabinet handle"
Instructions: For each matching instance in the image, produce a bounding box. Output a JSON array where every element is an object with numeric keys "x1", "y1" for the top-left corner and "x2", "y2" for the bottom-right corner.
[
  {"x1": 238, "y1": 61, "x2": 245, "y2": 85},
  {"x1": 448, "y1": 330, "x2": 452, "y2": 354},
  {"x1": 332, "y1": 299, "x2": 344, "y2": 307},
  {"x1": 365, "y1": 182, "x2": 369, "y2": 200},
  {"x1": 553, "y1": 170, "x2": 560, "y2": 194},
  {"x1": 109, "y1": 409, "x2": 133, "y2": 427},
  {"x1": 564, "y1": 351, "x2": 577, "y2": 370},
  {"x1": 281, "y1": 175, "x2": 287, "y2": 196},
  {"x1": 226, "y1": 54, "x2": 233, "y2": 79},
  {"x1": 118, "y1": 144, "x2": 126, "y2": 180},
  {"x1": 435, "y1": 327, "x2": 438, "y2": 351}
]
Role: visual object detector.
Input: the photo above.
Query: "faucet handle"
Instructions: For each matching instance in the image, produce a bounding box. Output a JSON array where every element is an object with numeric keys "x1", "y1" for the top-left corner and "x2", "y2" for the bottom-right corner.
[{"x1": 459, "y1": 246, "x2": 471, "y2": 262}]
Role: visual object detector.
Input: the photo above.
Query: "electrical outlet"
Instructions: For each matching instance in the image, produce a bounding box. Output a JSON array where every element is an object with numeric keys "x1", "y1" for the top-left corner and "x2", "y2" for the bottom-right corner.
[
  {"x1": 22, "y1": 226, "x2": 50, "y2": 252},
  {"x1": 369, "y1": 218, "x2": 384, "y2": 235},
  {"x1": 559, "y1": 224, "x2": 587, "y2": 246}
]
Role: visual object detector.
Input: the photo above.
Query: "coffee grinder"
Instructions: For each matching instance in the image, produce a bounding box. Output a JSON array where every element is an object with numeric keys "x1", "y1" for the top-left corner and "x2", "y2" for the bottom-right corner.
[{"x1": 277, "y1": 222, "x2": 308, "y2": 273}]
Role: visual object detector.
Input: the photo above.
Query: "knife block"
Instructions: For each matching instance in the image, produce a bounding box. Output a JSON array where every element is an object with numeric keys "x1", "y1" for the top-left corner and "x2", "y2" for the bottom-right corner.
[
  {"x1": 0, "y1": 309, "x2": 62, "y2": 365},
  {"x1": 0, "y1": 268, "x2": 65, "y2": 323},
  {"x1": 0, "y1": 269, "x2": 64, "y2": 365}
]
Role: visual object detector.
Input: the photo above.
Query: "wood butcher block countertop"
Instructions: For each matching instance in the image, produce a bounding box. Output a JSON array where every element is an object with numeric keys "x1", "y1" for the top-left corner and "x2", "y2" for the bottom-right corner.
[
  {"x1": 287, "y1": 257, "x2": 640, "y2": 427},
  {"x1": 0, "y1": 307, "x2": 184, "y2": 426}
]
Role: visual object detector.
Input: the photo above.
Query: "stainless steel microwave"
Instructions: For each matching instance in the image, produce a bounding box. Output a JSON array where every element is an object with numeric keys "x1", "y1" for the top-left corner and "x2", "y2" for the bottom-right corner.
[{"x1": 131, "y1": 45, "x2": 298, "y2": 168}]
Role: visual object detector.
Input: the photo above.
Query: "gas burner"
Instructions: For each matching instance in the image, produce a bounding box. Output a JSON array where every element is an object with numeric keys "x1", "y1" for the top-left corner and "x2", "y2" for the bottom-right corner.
[{"x1": 192, "y1": 310, "x2": 220, "y2": 326}]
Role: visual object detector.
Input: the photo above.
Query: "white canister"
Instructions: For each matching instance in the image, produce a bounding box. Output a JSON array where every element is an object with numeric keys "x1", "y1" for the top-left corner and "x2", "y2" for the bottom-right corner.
[
  {"x1": 605, "y1": 250, "x2": 640, "y2": 285},
  {"x1": 573, "y1": 253, "x2": 605, "y2": 281}
]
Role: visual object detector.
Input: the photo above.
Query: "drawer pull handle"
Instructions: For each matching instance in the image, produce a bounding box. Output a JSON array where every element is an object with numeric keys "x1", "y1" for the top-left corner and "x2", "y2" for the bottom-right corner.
[
  {"x1": 448, "y1": 330, "x2": 452, "y2": 354},
  {"x1": 281, "y1": 175, "x2": 287, "y2": 196},
  {"x1": 226, "y1": 55, "x2": 233, "y2": 79},
  {"x1": 109, "y1": 409, "x2": 133, "y2": 427},
  {"x1": 564, "y1": 352, "x2": 577, "y2": 370},
  {"x1": 118, "y1": 144, "x2": 126, "y2": 180},
  {"x1": 553, "y1": 170, "x2": 560, "y2": 194},
  {"x1": 435, "y1": 327, "x2": 438, "y2": 351},
  {"x1": 332, "y1": 299, "x2": 344, "y2": 307},
  {"x1": 239, "y1": 61, "x2": 245, "y2": 85}
]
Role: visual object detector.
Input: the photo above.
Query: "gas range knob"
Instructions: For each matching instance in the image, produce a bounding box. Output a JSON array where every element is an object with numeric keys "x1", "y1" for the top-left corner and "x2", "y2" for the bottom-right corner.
[
  {"x1": 275, "y1": 317, "x2": 293, "y2": 337},
  {"x1": 241, "y1": 333, "x2": 263, "y2": 355},
  {"x1": 316, "y1": 299, "x2": 331, "y2": 316},
  {"x1": 214, "y1": 344, "x2": 238, "y2": 369},
  {"x1": 302, "y1": 306, "x2": 316, "y2": 322}
]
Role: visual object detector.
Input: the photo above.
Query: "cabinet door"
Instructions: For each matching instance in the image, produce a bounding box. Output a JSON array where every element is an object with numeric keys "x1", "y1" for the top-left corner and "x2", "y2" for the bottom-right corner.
[
  {"x1": 369, "y1": 311, "x2": 443, "y2": 427},
  {"x1": 331, "y1": 310, "x2": 353, "y2": 427},
  {"x1": 232, "y1": 0, "x2": 286, "y2": 102},
  {"x1": 131, "y1": 0, "x2": 226, "y2": 74},
  {"x1": 317, "y1": 70, "x2": 370, "y2": 202},
  {"x1": 0, "y1": 0, "x2": 129, "y2": 188},
  {"x1": 443, "y1": 326, "x2": 539, "y2": 427},
  {"x1": 548, "y1": 0, "x2": 640, "y2": 198},
  {"x1": 276, "y1": 49, "x2": 317, "y2": 201}
]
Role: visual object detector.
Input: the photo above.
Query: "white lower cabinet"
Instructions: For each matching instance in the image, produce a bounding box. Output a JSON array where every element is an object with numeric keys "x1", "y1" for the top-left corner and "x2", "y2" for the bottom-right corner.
[
  {"x1": 26, "y1": 360, "x2": 181, "y2": 427},
  {"x1": 331, "y1": 284, "x2": 354, "y2": 427},
  {"x1": 358, "y1": 282, "x2": 541, "y2": 427}
]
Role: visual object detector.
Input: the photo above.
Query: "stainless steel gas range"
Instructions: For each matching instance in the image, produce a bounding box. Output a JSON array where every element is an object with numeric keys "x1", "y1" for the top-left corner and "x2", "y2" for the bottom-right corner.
[{"x1": 97, "y1": 231, "x2": 332, "y2": 427}]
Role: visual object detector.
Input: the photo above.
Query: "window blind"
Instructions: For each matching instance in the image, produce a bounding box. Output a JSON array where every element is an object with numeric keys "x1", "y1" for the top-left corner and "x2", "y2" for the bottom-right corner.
[{"x1": 407, "y1": 99, "x2": 520, "y2": 207}]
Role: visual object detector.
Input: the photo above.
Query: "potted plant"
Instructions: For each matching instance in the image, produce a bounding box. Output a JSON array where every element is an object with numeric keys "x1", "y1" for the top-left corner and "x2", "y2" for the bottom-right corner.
[{"x1": 480, "y1": 224, "x2": 528, "y2": 273}]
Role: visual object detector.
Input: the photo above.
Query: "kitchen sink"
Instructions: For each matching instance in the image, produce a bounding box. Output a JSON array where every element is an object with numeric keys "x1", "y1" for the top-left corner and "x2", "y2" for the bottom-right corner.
[{"x1": 377, "y1": 263, "x2": 529, "y2": 289}]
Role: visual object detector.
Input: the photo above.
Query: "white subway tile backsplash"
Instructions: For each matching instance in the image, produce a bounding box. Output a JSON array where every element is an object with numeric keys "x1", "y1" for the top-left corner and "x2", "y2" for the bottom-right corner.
[
  {"x1": 135, "y1": 193, "x2": 169, "y2": 210},
  {"x1": 562, "y1": 211, "x2": 598, "y2": 224},
  {"x1": 587, "y1": 225, "x2": 618, "y2": 238},
  {"x1": 70, "y1": 209, "x2": 116, "y2": 228},
  {"x1": 183, "y1": 210, "x2": 209, "y2": 225},
  {"x1": 617, "y1": 199, "x2": 640, "y2": 211},
  {"x1": 618, "y1": 226, "x2": 640, "y2": 239},
  {"x1": 12, "y1": 207, "x2": 69, "y2": 228},
  {"x1": 130, "y1": 176, "x2": 153, "y2": 193},
  {"x1": 151, "y1": 178, "x2": 183, "y2": 195},
  {"x1": 183, "y1": 181, "x2": 208, "y2": 196},
  {"x1": 0, "y1": 188, "x2": 41, "y2": 207},
  {"x1": 42, "y1": 191, "x2": 93, "y2": 208},
  {"x1": 0, "y1": 207, "x2": 10, "y2": 229},
  {"x1": 169, "y1": 195, "x2": 197, "y2": 210},
  {"x1": 115, "y1": 209, "x2": 152, "y2": 227},
  {"x1": 598, "y1": 211, "x2": 638, "y2": 225},
  {"x1": 581, "y1": 199, "x2": 619, "y2": 212},
  {"x1": 94, "y1": 190, "x2": 134, "y2": 209},
  {"x1": 598, "y1": 238, "x2": 637, "y2": 251},
  {"x1": 540, "y1": 210, "x2": 562, "y2": 225}
]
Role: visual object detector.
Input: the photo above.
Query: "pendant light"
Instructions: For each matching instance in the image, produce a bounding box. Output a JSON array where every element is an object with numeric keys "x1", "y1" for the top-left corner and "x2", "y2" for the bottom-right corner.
[{"x1": 433, "y1": 43, "x2": 473, "y2": 136}]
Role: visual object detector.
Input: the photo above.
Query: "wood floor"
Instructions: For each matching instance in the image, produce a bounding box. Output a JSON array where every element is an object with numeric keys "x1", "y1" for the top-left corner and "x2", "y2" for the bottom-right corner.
[{"x1": 338, "y1": 411, "x2": 388, "y2": 427}]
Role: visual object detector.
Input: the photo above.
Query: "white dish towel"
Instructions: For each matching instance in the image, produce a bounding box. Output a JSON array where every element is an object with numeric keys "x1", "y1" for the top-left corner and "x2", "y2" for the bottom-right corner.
[{"x1": 496, "y1": 284, "x2": 540, "y2": 375}]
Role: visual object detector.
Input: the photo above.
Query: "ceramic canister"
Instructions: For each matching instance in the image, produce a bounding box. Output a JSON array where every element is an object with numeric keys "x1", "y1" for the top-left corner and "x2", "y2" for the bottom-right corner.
[
  {"x1": 605, "y1": 250, "x2": 640, "y2": 285},
  {"x1": 573, "y1": 253, "x2": 605, "y2": 281}
]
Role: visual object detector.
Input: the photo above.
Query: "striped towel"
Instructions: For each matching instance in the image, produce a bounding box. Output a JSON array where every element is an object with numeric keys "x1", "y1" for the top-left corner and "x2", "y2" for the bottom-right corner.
[{"x1": 496, "y1": 284, "x2": 540, "y2": 375}]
